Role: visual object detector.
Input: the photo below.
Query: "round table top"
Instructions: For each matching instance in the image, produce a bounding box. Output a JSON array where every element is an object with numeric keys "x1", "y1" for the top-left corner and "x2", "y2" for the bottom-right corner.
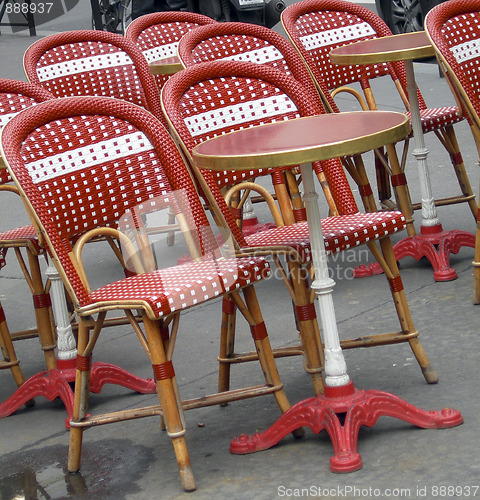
[
  {"x1": 330, "y1": 31, "x2": 435, "y2": 65},
  {"x1": 193, "y1": 111, "x2": 410, "y2": 171},
  {"x1": 148, "y1": 55, "x2": 183, "y2": 75}
]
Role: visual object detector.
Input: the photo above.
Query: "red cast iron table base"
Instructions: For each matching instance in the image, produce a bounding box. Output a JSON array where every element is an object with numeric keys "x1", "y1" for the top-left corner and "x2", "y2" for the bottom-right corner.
[
  {"x1": 0, "y1": 358, "x2": 156, "y2": 428},
  {"x1": 354, "y1": 224, "x2": 475, "y2": 282},
  {"x1": 230, "y1": 381, "x2": 463, "y2": 473}
]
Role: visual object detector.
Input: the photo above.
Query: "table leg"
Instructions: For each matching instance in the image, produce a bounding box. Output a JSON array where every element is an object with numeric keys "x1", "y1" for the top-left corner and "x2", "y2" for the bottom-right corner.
[
  {"x1": 230, "y1": 162, "x2": 463, "y2": 470},
  {"x1": 356, "y1": 61, "x2": 475, "y2": 281}
]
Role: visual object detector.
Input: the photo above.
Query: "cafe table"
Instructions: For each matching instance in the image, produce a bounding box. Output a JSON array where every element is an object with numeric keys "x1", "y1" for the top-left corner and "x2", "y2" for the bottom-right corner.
[
  {"x1": 193, "y1": 111, "x2": 463, "y2": 472},
  {"x1": 330, "y1": 32, "x2": 475, "y2": 282}
]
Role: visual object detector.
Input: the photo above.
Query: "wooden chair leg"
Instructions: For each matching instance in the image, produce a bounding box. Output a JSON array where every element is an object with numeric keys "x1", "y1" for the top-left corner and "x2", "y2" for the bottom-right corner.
[
  {"x1": 376, "y1": 237, "x2": 439, "y2": 384},
  {"x1": 0, "y1": 300, "x2": 27, "y2": 388},
  {"x1": 218, "y1": 295, "x2": 236, "y2": 394},
  {"x1": 20, "y1": 249, "x2": 57, "y2": 370},
  {"x1": 440, "y1": 125, "x2": 478, "y2": 219},
  {"x1": 68, "y1": 318, "x2": 92, "y2": 473},
  {"x1": 143, "y1": 316, "x2": 195, "y2": 492},
  {"x1": 289, "y1": 263, "x2": 324, "y2": 396}
]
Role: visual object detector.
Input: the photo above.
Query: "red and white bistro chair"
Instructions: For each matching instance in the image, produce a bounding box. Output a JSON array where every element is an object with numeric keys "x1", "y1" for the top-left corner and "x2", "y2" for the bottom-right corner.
[
  {"x1": 282, "y1": 0, "x2": 478, "y2": 220},
  {"x1": 1, "y1": 95, "x2": 294, "y2": 492},
  {"x1": 0, "y1": 79, "x2": 57, "y2": 373},
  {"x1": 425, "y1": 0, "x2": 480, "y2": 303},
  {"x1": 161, "y1": 59, "x2": 439, "y2": 394}
]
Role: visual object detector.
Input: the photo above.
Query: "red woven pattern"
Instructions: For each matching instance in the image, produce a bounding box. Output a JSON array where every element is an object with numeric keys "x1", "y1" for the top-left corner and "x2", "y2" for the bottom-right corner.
[
  {"x1": 161, "y1": 59, "x2": 358, "y2": 228},
  {"x1": 24, "y1": 30, "x2": 167, "y2": 128},
  {"x1": 0, "y1": 79, "x2": 54, "y2": 185},
  {"x1": 125, "y1": 11, "x2": 216, "y2": 91},
  {"x1": 0, "y1": 225, "x2": 41, "y2": 253},
  {"x1": 245, "y1": 211, "x2": 406, "y2": 261},
  {"x1": 89, "y1": 256, "x2": 270, "y2": 318}
]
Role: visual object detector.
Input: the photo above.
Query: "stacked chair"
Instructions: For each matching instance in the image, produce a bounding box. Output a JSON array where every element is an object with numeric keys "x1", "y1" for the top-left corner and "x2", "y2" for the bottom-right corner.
[
  {"x1": 125, "y1": 10, "x2": 217, "y2": 91},
  {"x1": 23, "y1": 29, "x2": 169, "y2": 129},
  {"x1": 0, "y1": 79, "x2": 57, "y2": 376},
  {"x1": 424, "y1": 0, "x2": 480, "y2": 303},
  {"x1": 160, "y1": 58, "x2": 439, "y2": 395},
  {"x1": 0, "y1": 95, "x2": 296, "y2": 492},
  {"x1": 281, "y1": 0, "x2": 478, "y2": 222},
  {"x1": 175, "y1": 21, "x2": 401, "y2": 395}
]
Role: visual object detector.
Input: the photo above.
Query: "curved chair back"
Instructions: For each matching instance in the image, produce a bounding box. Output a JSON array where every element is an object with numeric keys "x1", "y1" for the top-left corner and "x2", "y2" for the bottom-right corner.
[
  {"x1": 1, "y1": 96, "x2": 218, "y2": 308},
  {"x1": 281, "y1": 0, "x2": 425, "y2": 110},
  {"x1": 23, "y1": 30, "x2": 167, "y2": 127},
  {"x1": 177, "y1": 20, "x2": 326, "y2": 97},
  {"x1": 125, "y1": 11, "x2": 217, "y2": 90}
]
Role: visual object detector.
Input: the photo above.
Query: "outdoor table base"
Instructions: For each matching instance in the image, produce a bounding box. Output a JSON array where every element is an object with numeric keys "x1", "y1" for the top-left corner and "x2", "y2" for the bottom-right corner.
[
  {"x1": 230, "y1": 381, "x2": 462, "y2": 472},
  {"x1": 354, "y1": 225, "x2": 475, "y2": 281},
  {"x1": 0, "y1": 264, "x2": 156, "y2": 427}
]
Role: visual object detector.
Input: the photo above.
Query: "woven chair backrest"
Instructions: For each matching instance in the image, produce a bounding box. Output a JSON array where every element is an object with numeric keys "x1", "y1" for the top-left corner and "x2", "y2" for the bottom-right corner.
[
  {"x1": 425, "y1": 0, "x2": 480, "y2": 127},
  {"x1": 0, "y1": 78, "x2": 55, "y2": 184},
  {"x1": 23, "y1": 30, "x2": 167, "y2": 127},
  {"x1": 161, "y1": 59, "x2": 359, "y2": 246},
  {"x1": 177, "y1": 20, "x2": 337, "y2": 113},
  {"x1": 281, "y1": 0, "x2": 428, "y2": 110},
  {"x1": 125, "y1": 11, "x2": 217, "y2": 90},
  {"x1": 0, "y1": 96, "x2": 219, "y2": 307}
]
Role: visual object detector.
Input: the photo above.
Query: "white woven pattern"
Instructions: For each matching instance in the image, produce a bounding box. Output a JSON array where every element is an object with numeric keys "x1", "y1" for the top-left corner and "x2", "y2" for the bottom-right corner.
[
  {"x1": 25, "y1": 130, "x2": 154, "y2": 184},
  {"x1": 143, "y1": 42, "x2": 178, "y2": 63},
  {"x1": 89, "y1": 256, "x2": 270, "y2": 317},
  {"x1": 185, "y1": 94, "x2": 296, "y2": 137},
  {"x1": 0, "y1": 111, "x2": 18, "y2": 128},
  {"x1": 299, "y1": 21, "x2": 375, "y2": 50},
  {"x1": 220, "y1": 45, "x2": 283, "y2": 65},
  {"x1": 450, "y1": 38, "x2": 480, "y2": 63},
  {"x1": 36, "y1": 52, "x2": 134, "y2": 82}
]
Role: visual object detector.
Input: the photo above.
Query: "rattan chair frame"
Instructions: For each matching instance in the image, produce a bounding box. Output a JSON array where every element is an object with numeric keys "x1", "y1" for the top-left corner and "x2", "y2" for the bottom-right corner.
[
  {"x1": 0, "y1": 95, "x2": 297, "y2": 492},
  {"x1": 160, "y1": 59, "x2": 439, "y2": 392},
  {"x1": 424, "y1": 0, "x2": 480, "y2": 304}
]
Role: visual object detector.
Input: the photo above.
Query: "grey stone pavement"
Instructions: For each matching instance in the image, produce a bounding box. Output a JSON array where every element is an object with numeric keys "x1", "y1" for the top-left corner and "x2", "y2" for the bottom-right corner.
[{"x1": 1, "y1": 2, "x2": 479, "y2": 499}]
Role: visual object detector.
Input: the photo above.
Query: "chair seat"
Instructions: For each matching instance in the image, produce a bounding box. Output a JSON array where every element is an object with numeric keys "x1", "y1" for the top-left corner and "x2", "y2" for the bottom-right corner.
[
  {"x1": 245, "y1": 211, "x2": 406, "y2": 262},
  {"x1": 407, "y1": 106, "x2": 462, "y2": 134},
  {"x1": 0, "y1": 225, "x2": 42, "y2": 253},
  {"x1": 87, "y1": 256, "x2": 271, "y2": 318}
]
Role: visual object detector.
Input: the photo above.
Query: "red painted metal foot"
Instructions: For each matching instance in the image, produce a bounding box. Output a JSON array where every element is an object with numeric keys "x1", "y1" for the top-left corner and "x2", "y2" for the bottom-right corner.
[
  {"x1": 354, "y1": 224, "x2": 475, "y2": 281},
  {"x1": 0, "y1": 359, "x2": 156, "y2": 428},
  {"x1": 230, "y1": 381, "x2": 463, "y2": 473}
]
